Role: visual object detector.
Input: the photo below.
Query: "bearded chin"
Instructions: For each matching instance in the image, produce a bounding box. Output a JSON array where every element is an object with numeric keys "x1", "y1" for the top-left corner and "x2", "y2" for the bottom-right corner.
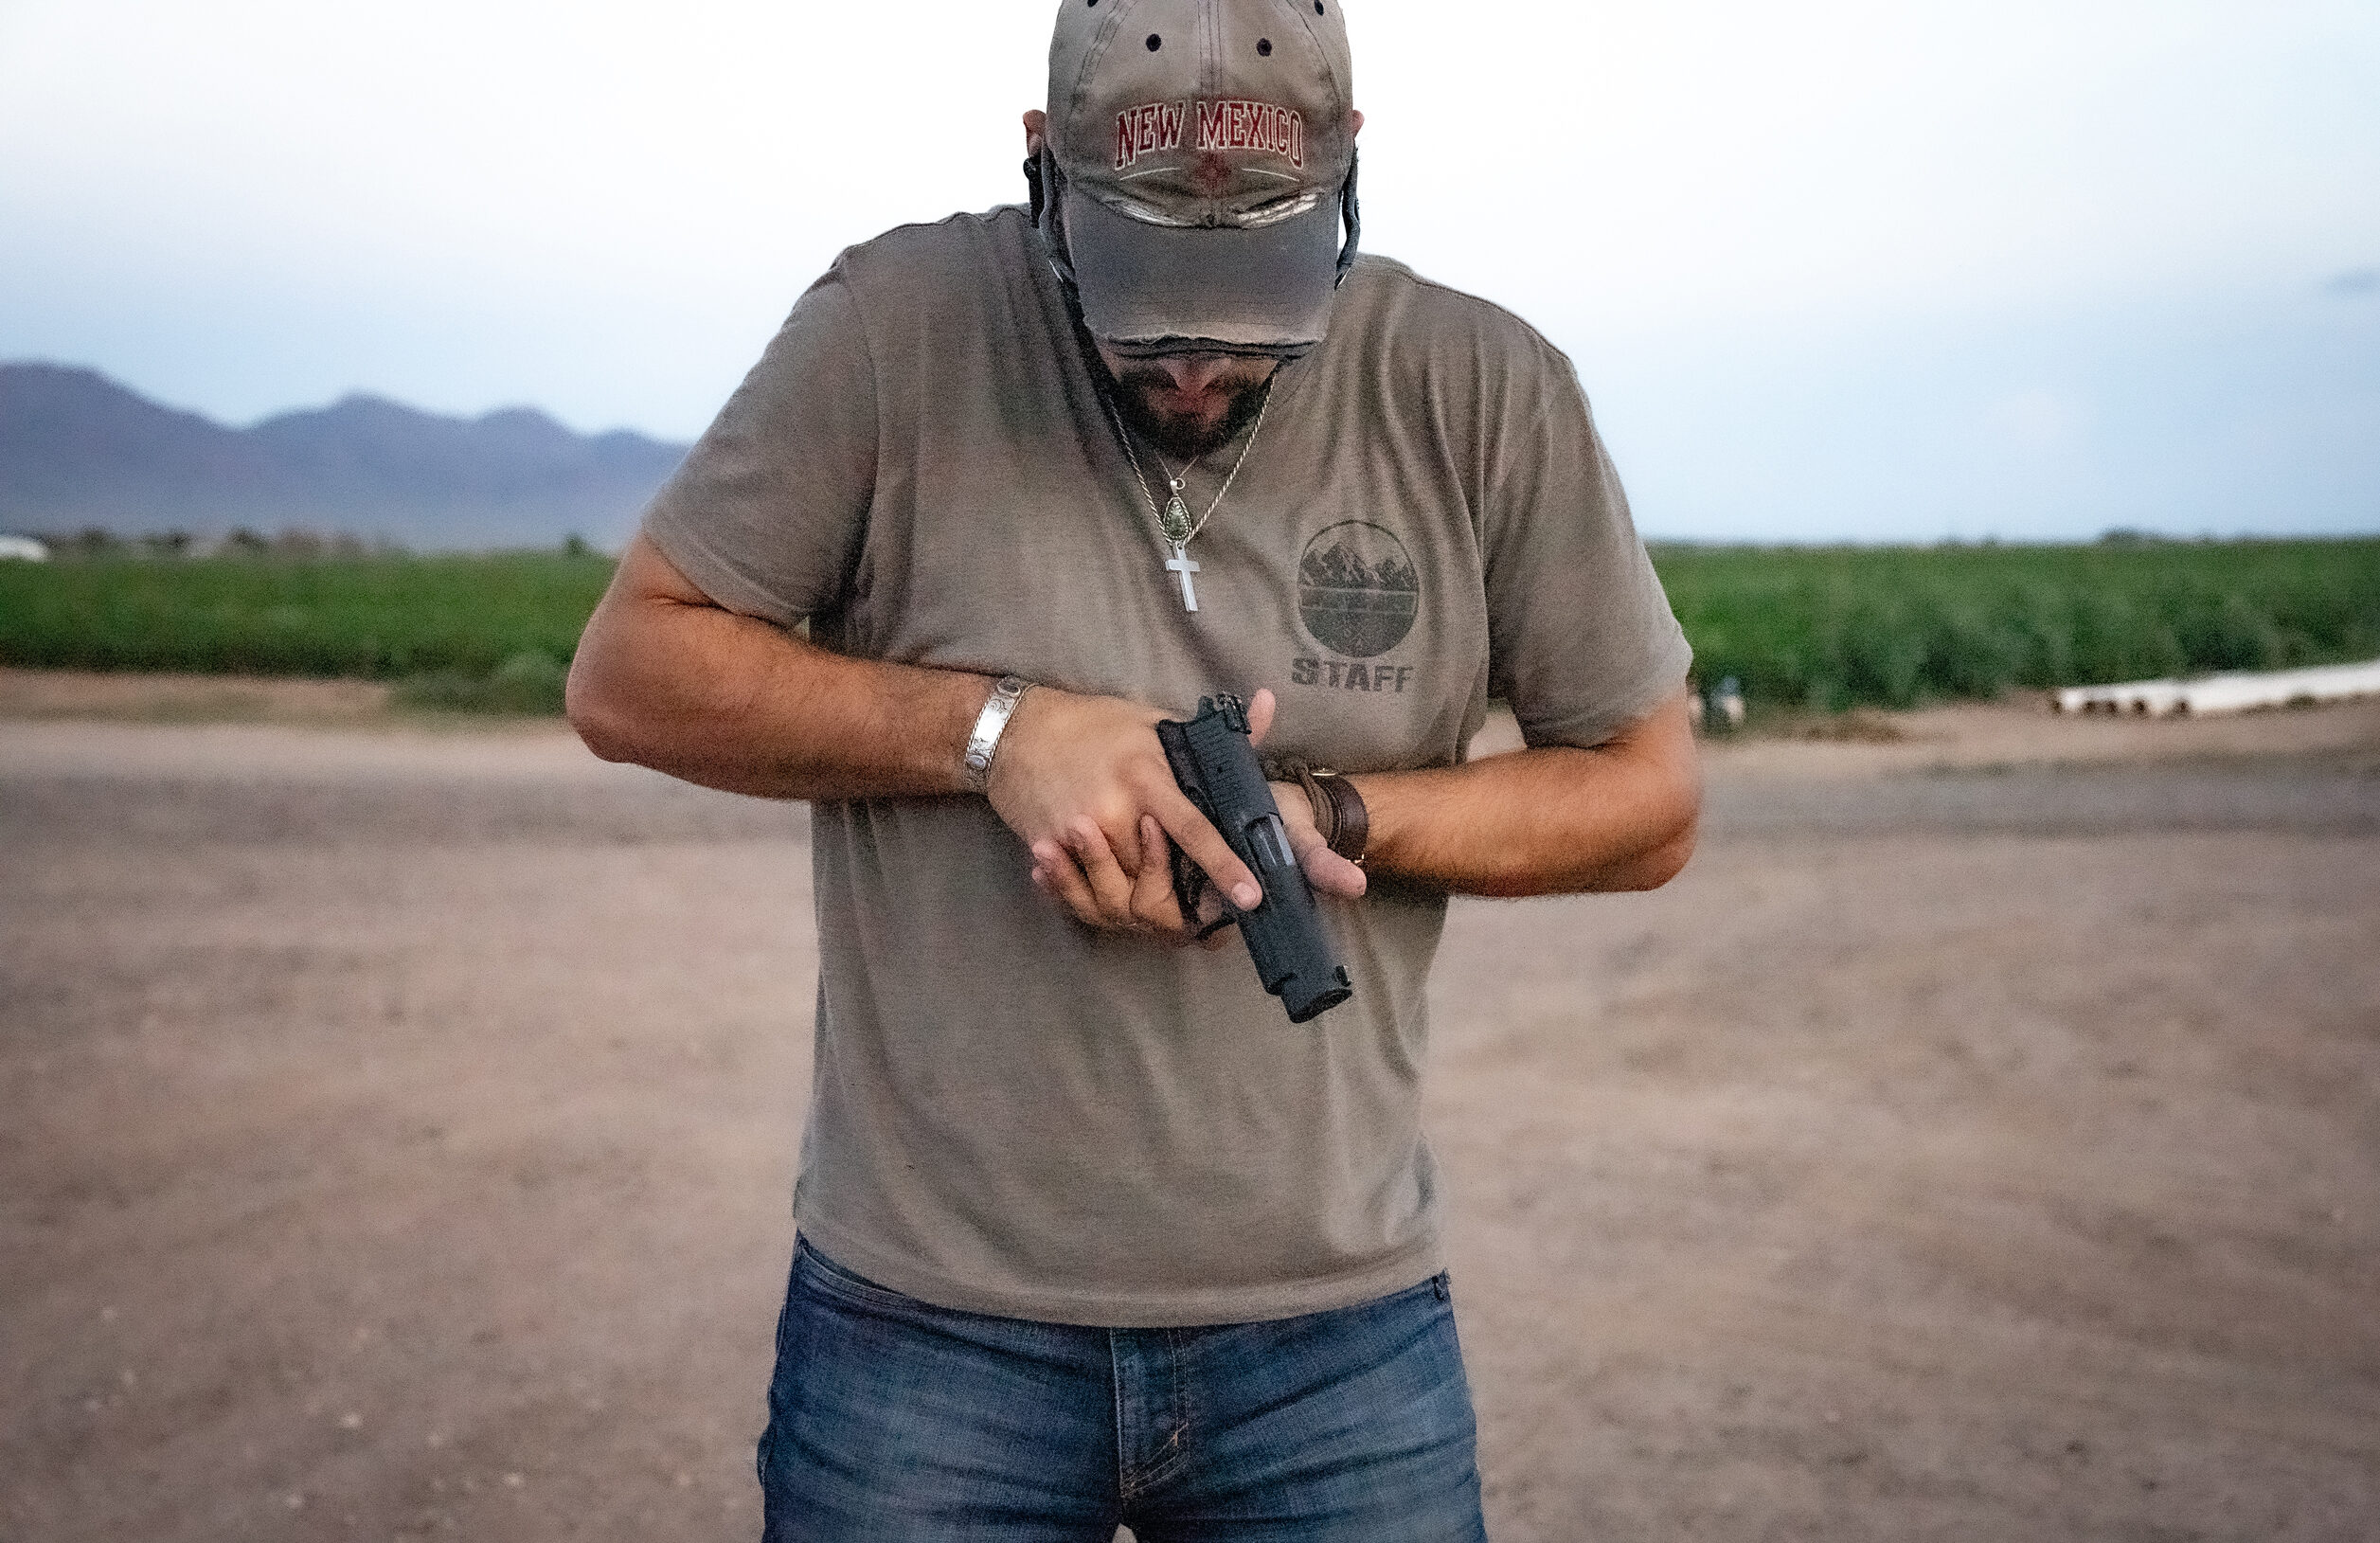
[{"x1": 1115, "y1": 375, "x2": 1272, "y2": 460}]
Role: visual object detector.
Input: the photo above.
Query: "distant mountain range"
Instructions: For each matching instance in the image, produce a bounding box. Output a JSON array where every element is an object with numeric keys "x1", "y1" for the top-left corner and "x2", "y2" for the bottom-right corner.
[{"x1": 0, "y1": 362, "x2": 689, "y2": 550}]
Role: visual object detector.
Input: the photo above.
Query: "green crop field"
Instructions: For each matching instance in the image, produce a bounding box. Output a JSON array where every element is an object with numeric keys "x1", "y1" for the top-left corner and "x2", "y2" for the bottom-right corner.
[
  {"x1": 0, "y1": 550, "x2": 617, "y2": 712},
  {"x1": 1, "y1": 537, "x2": 2374, "y2": 714},
  {"x1": 1652, "y1": 537, "x2": 2380, "y2": 713}
]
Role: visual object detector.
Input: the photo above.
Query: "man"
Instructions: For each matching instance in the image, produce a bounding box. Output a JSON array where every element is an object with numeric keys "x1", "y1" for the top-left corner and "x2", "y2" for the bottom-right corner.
[{"x1": 567, "y1": 0, "x2": 1699, "y2": 1535}]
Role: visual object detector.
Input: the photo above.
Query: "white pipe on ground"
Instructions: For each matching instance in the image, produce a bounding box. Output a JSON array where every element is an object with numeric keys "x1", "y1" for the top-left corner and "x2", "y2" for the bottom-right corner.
[{"x1": 2052, "y1": 658, "x2": 2380, "y2": 717}]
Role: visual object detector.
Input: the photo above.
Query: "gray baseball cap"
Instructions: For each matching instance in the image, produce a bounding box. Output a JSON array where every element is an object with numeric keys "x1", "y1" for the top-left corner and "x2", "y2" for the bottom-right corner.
[{"x1": 1044, "y1": 0, "x2": 1358, "y2": 357}]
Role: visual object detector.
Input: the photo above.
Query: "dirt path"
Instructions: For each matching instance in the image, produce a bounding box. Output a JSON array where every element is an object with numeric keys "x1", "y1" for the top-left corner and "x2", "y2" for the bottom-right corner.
[{"x1": 5, "y1": 686, "x2": 2376, "y2": 1541}]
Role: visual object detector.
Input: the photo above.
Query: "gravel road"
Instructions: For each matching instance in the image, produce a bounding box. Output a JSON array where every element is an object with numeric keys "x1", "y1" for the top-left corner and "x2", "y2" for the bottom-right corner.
[{"x1": 5, "y1": 688, "x2": 2376, "y2": 1542}]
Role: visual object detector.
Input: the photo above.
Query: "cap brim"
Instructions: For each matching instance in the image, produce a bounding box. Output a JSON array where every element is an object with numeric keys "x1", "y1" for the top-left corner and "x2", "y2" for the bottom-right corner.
[{"x1": 1063, "y1": 188, "x2": 1341, "y2": 356}]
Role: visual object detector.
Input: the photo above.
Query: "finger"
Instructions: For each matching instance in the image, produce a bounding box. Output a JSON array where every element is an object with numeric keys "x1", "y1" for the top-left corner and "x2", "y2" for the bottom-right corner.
[
  {"x1": 1064, "y1": 817, "x2": 1143, "y2": 928},
  {"x1": 1244, "y1": 687, "x2": 1277, "y2": 747},
  {"x1": 1299, "y1": 842, "x2": 1368, "y2": 899},
  {"x1": 1149, "y1": 790, "x2": 1262, "y2": 912},
  {"x1": 1129, "y1": 815, "x2": 1190, "y2": 938},
  {"x1": 1033, "y1": 839, "x2": 1105, "y2": 928},
  {"x1": 1279, "y1": 818, "x2": 1368, "y2": 901},
  {"x1": 1107, "y1": 812, "x2": 1152, "y2": 879},
  {"x1": 1268, "y1": 779, "x2": 1319, "y2": 844}
]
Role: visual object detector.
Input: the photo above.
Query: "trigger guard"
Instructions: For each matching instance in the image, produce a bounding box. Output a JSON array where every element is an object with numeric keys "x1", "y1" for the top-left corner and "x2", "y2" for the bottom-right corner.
[
  {"x1": 1167, "y1": 844, "x2": 1204, "y2": 926},
  {"x1": 1169, "y1": 845, "x2": 1240, "y2": 940}
]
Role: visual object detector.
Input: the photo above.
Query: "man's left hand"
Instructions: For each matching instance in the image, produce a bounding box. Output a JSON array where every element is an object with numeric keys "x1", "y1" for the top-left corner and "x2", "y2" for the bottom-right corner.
[{"x1": 1264, "y1": 777, "x2": 1369, "y2": 905}]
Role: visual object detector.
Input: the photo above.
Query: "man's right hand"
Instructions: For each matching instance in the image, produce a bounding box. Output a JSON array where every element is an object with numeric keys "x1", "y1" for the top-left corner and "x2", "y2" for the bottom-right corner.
[
  {"x1": 987, "y1": 686, "x2": 1262, "y2": 944},
  {"x1": 571, "y1": 535, "x2": 1262, "y2": 943}
]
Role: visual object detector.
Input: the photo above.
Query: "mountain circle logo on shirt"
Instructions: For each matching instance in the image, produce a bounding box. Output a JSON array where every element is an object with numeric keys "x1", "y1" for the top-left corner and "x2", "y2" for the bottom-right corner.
[{"x1": 1297, "y1": 521, "x2": 1421, "y2": 658}]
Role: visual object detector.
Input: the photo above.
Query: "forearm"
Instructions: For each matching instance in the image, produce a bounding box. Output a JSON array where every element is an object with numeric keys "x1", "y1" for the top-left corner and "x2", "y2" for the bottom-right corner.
[
  {"x1": 1350, "y1": 693, "x2": 1701, "y2": 897},
  {"x1": 567, "y1": 541, "x2": 987, "y2": 801},
  {"x1": 568, "y1": 537, "x2": 1276, "y2": 937}
]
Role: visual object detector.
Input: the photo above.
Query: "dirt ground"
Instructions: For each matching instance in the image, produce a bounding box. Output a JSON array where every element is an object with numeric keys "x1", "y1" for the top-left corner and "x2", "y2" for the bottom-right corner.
[{"x1": 4, "y1": 672, "x2": 2376, "y2": 1542}]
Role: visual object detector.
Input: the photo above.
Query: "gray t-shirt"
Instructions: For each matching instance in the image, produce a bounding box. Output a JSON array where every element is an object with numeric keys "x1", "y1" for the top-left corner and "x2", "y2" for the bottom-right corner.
[{"x1": 642, "y1": 205, "x2": 1689, "y2": 1327}]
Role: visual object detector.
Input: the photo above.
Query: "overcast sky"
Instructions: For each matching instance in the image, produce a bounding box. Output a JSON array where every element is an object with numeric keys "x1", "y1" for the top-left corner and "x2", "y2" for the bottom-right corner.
[{"x1": 2, "y1": 0, "x2": 2374, "y2": 540}]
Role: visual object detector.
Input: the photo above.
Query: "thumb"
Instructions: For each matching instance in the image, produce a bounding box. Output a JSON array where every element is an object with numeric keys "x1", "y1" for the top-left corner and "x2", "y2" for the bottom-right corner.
[
  {"x1": 1244, "y1": 687, "x2": 1278, "y2": 747},
  {"x1": 1299, "y1": 840, "x2": 1368, "y2": 900}
]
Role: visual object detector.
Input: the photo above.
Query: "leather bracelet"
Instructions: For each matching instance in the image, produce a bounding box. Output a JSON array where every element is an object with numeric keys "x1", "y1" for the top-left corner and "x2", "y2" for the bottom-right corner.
[
  {"x1": 1289, "y1": 764, "x2": 1369, "y2": 867},
  {"x1": 960, "y1": 675, "x2": 1031, "y2": 794},
  {"x1": 1312, "y1": 769, "x2": 1369, "y2": 866}
]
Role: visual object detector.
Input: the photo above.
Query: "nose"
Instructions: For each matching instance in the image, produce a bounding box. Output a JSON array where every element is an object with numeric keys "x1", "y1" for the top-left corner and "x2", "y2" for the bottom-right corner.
[{"x1": 1154, "y1": 356, "x2": 1240, "y2": 396}]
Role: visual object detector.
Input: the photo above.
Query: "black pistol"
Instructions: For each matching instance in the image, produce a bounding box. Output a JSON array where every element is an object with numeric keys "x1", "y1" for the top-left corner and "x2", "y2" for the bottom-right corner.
[{"x1": 1155, "y1": 694, "x2": 1354, "y2": 1025}]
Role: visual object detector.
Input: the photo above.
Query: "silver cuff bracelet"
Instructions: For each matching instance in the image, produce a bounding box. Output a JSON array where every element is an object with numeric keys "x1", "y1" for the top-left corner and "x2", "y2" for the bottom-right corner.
[{"x1": 960, "y1": 675, "x2": 1032, "y2": 794}]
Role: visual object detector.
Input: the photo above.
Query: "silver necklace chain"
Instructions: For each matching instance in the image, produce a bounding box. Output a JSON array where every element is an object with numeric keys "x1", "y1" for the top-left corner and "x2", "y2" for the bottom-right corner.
[{"x1": 1105, "y1": 379, "x2": 1274, "y2": 549}]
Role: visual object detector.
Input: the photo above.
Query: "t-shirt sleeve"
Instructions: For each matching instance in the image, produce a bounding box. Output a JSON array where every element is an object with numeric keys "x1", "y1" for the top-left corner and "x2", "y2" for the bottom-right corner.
[
  {"x1": 1479, "y1": 336, "x2": 1691, "y2": 748},
  {"x1": 638, "y1": 267, "x2": 877, "y2": 628}
]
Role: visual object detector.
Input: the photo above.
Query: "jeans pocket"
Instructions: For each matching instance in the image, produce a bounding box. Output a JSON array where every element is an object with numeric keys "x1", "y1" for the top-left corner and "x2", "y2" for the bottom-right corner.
[{"x1": 794, "y1": 1236, "x2": 932, "y2": 1316}]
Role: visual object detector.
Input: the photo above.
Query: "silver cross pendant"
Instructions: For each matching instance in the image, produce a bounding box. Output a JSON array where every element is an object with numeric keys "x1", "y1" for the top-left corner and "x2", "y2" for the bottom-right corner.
[{"x1": 1164, "y1": 541, "x2": 1201, "y2": 612}]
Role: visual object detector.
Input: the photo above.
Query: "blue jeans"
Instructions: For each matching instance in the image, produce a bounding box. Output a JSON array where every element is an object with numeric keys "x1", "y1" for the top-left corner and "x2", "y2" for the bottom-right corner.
[{"x1": 759, "y1": 1239, "x2": 1487, "y2": 1541}]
